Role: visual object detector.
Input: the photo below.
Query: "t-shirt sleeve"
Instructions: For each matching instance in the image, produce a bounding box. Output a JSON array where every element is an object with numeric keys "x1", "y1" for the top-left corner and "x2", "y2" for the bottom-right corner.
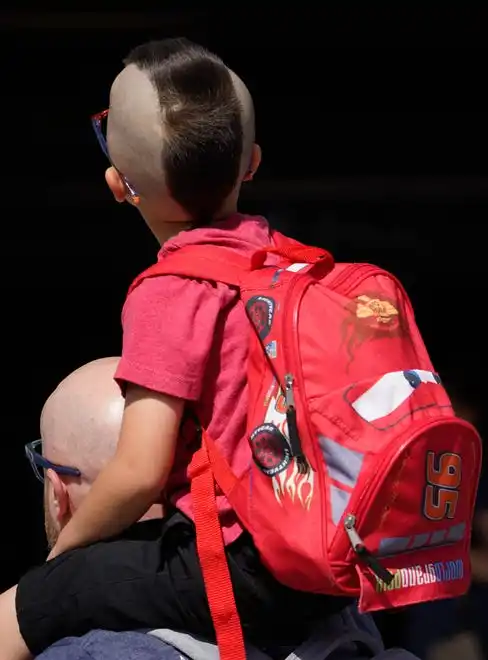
[{"x1": 115, "y1": 275, "x2": 222, "y2": 401}]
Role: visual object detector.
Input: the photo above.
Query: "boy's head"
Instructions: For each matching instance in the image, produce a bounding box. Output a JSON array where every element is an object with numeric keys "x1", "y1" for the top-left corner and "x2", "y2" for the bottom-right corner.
[{"x1": 102, "y1": 38, "x2": 261, "y2": 241}]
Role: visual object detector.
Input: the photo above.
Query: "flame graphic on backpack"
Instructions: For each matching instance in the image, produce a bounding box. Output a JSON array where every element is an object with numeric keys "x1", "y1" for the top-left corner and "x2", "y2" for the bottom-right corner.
[{"x1": 259, "y1": 385, "x2": 315, "y2": 509}]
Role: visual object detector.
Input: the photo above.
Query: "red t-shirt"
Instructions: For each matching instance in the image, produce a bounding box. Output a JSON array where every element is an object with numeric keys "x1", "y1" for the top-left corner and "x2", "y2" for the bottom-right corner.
[{"x1": 115, "y1": 214, "x2": 274, "y2": 543}]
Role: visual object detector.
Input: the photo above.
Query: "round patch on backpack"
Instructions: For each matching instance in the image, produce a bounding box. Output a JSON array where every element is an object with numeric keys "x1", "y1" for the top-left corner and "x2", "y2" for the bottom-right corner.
[
  {"x1": 249, "y1": 423, "x2": 291, "y2": 476},
  {"x1": 246, "y1": 296, "x2": 275, "y2": 340}
]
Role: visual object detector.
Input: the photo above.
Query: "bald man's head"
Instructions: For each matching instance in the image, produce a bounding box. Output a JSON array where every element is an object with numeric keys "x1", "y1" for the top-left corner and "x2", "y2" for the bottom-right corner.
[
  {"x1": 41, "y1": 357, "x2": 124, "y2": 482},
  {"x1": 41, "y1": 357, "x2": 163, "y2": 548},
  {"x1": 106, "y1": 38, "x2": 258, "y2": 227}
]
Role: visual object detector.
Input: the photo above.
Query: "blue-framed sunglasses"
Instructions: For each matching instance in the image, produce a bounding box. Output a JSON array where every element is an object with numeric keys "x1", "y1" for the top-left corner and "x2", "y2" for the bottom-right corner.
[
  {"x1": 91, "y1": 108, "x2": 141, "y2": 204},
  {"x1": 25, "y1": 439, "x2": 81, "y2": 484}
]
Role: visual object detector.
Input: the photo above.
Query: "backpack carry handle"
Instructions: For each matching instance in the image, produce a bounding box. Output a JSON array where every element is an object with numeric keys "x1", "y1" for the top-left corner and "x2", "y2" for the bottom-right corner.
[{"x1": 251, "y1": 244, "x2": 334, "y2": 278}]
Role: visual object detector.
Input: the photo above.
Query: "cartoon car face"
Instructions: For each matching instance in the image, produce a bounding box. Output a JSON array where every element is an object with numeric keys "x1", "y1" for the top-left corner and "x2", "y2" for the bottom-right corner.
[{"x1": 344, "y1": 369, "x2": 448, "y2": 430}]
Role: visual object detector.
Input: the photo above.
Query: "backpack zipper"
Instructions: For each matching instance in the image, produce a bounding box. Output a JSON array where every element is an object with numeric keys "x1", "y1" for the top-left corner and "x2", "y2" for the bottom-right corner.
[
  {"x1": 344, "y1": 514, "x2": 395, "y2": 584},
  {"x1": 284, "y1": 373, "x2": 308, "y2": 474},
  {"x1": 280, "y1": 273, "x2": 314, "y2": 473}
]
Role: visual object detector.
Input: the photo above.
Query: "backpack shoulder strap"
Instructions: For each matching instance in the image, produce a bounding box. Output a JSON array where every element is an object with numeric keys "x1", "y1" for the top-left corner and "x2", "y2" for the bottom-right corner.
[{"x1": 128, "y1": 245, "x2": 250, "y2": 295}]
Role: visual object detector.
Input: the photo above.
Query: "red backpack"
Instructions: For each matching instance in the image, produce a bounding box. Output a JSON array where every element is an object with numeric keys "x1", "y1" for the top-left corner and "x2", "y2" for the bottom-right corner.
[{"x1": 129, "y1": 232, "x2": 481, "y2": 660}]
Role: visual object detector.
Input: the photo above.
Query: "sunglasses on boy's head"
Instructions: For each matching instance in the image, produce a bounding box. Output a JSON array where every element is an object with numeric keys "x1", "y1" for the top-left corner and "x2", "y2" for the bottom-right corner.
[
  {"x1": 25, "y1": 439, "x2": 81, "y2": 484},
  {"x1": 91, "y1": 108, "x2": 141, "y2": 205}
]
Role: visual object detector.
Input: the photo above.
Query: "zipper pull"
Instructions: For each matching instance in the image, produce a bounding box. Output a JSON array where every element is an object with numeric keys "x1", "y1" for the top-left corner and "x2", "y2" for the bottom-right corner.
[
  {"x1": 344, "y1": 514, "x2": 395, "y2": 585},
  {"x1": 284, "y1": 373, "x2": 296, "y2": 409},
  {"x1": 284, "y1": 374, "x2": 309, "y2": 474}
]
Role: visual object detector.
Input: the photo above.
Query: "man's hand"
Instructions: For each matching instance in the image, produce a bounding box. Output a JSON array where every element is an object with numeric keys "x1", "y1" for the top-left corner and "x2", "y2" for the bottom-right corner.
[{"x1": 48, "y1": 384, "x2": 184, "y2": 557}]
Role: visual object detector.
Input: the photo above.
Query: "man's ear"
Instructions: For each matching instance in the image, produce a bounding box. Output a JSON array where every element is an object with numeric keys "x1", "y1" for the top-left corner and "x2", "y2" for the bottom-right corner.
[
  {"x1": 105, "y1": 166, "x2": 127, "y2": 203},
  {"x1": 45, "y1": 469, "x2": 70, "y2": 525},
  {"x1": 243, "y1": 143, "x2": 262, "y2": 182}
]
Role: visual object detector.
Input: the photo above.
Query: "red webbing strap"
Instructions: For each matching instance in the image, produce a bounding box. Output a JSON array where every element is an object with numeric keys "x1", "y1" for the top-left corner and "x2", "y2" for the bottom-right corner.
[
  {"x1": 128, "y1": 246, "x2": 250, "y2": 295},
  {"x1": 251, "y1": 243, "x2": 333, "y2": 272},
  {"x1": 253, "y1": 230, "x2": 334, "y2": 277},
  {"x1": 189, "y1": 431, "x2": 246, "y2": 660}
]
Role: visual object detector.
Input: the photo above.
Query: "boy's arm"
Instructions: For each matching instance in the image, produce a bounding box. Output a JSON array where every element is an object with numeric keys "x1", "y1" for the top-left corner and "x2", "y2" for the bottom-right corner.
[{"x1": 48, "y1": 383, "x2": 184, "y2": 559}]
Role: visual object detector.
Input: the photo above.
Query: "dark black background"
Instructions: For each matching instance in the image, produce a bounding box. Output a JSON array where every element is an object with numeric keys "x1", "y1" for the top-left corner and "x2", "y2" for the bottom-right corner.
[{"x1": 0, "y1": 7, "x2": 486, "y2": 649}]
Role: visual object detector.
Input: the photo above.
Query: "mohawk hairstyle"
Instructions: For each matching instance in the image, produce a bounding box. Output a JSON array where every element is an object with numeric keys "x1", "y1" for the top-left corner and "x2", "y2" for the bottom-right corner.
[{"x1": 124, "y1": 38, "x2": 243, "y2": 226}]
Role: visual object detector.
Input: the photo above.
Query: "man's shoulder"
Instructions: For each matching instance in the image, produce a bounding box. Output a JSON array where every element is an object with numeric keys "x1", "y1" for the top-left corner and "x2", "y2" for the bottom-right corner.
[{"x1": 37, "y1": 630, "x2": 184, "y2": 659}]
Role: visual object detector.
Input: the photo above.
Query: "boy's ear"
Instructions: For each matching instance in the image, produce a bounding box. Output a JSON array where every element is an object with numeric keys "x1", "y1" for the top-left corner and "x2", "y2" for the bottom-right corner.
[
  {"x1": 243, "y1": 144, "x2": 262, "y2": 182},
  {"x1": 105, "y1": 167, "x2": 127, "y2": 203}
]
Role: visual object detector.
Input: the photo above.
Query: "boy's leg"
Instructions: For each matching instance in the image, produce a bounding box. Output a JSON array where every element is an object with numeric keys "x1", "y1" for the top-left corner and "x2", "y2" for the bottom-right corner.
[
  {"x1": 12, "y1": 513, "x2": 352, "y2": 657},
  {"x1": 14, "y1": 516, "x2": 210, "y2": 656},
  {"x1": 0, "y1": 586, "x2": 31, "y2": 660}
]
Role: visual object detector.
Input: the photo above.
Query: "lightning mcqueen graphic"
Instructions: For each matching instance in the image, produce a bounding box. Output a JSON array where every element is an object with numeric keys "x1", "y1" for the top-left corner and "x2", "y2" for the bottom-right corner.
[{"x1": 344, "y1": 369, "x2": 452, "y2": 430}]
